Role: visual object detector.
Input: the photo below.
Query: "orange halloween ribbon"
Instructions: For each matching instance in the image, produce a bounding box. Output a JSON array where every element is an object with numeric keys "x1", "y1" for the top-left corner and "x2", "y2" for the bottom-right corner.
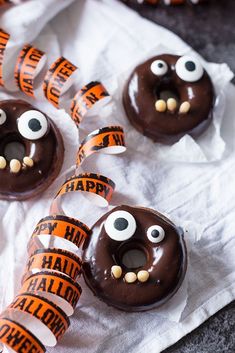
[
  {"x1": 0, "y1": 29, "x2": 112, "y2": 122},
  {"x1": 0, "y1": 25, "x2": 126, "y2": 353},
  {"x1": 0, "y1": 317, "x2": 45, "y2": 353},
  {"x1": 28, "y1": 214, "x2": 90, "y2": 254},
  {"x1": 14, "y1": 44, "x2": 46, "y2": 98},
  {"x1": 20, "y1": 271, "x2": 82, "y2": 311},
  {"x1": 51, "y1": 173, "x2": 115, "y2": 213},
  {"x1": 23, "y1": 248, "x2": 82, "y2": 283},
  {"x1": 76, "y1": 126, "x2": 126, "y2": 166},
  {"x1": 0, "y1": 29, "x2": 10, "y2": 86},
  {"x1": 43, "y1": 57, "x2": 78, "y2": 108},
  {"x1": 55, "y1": 173, "x2": 115, "y2": 201},
  {"x1": 71, "y1": 81, "x2": 110, "y2": 125},
  {"x1": 7, "y1": 293, "x2": 70, "y2": 344}
]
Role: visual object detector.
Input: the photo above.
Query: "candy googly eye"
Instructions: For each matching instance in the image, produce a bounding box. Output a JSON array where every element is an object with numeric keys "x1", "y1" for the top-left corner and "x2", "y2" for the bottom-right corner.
[
  {"x1": 150, "y1": 60, "x2": 168, "y2": 76},
  {"x1": 104, "y1": 210, "x2": 137, "y2": 241},
  {"x1": 175, "y1": 55, "x2": 204, "y2": 82},
  {"x1": 0, "y1": 109, "x2": 7, "y2": 126},
  {"x1": 147, "y1": 225, "x2": 165, "y2": 243},
  {"x1": 17, "y1": 110, "x2": 48, "y2": 140}
]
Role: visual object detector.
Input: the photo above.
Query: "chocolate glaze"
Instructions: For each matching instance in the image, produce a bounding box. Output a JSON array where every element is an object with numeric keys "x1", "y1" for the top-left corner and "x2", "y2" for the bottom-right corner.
[
  {"x1": 0, "y1": 100, "x2": 64, "y2": 200},
  {"x1": 123, "y1": 54, "x2": 214, "y2": 144},
  {"x1": 82, "y1": 205, "x2": 187, "y2": 312}
]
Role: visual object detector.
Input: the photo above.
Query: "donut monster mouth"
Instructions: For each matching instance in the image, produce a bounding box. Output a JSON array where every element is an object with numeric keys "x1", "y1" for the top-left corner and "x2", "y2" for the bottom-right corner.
[
  {"x1": 104, "y1": 209, "x2": 167, "y2": 285},
  {"x1": 151, "y1": 55, "x2": 204, "y2": 116},
  {"x1": 0, "y1": 106, "x2": 49, "y2": 174}
]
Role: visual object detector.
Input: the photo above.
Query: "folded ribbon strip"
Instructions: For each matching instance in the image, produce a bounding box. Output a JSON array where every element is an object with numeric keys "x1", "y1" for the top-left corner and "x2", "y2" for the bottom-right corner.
[
  {"x1": 6, "y1": 293, "x2": 70, "y2": 346},
  {"x1": 0, "y1": 317, "x2": 46, "y2": 353},
  {"x1": 71, "y1": 81, "x2": 110, "y2": 125},
  {"x1": 28, "y1": 214, "x2": 91, "y2": 254},
  {"x1": 14, "y1": 44, "x2": 46, "y2": 98},
  {"x1": 0, "y1": 29, "x2": 10, "y2": 86},
  {"x1": 43, "y1": 57, "x2": 78, "y2": 108},
  {"x1": 19, "y1": 271, "x2": 82, "y2": 316},
  {"x1": 0, "y1": 27, "x2": 126, "y2": 353},
  {"x1": 77, "y1": 126, "x2": 126, "y2": 166},
  {"x1": 23, "y1": 248, "x2": 82, "y2": 282}
]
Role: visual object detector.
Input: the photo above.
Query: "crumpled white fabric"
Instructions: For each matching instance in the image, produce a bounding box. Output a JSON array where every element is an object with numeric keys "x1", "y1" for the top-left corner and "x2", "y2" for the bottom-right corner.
[{"x1": 0, "y1": 1, "x2": 235, "y2": 353}]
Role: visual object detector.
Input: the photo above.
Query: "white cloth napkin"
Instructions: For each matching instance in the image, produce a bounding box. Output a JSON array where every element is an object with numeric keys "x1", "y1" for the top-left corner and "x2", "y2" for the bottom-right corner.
[{"x1": 0, "y1": 1, "x2": 235, "y2": 353}]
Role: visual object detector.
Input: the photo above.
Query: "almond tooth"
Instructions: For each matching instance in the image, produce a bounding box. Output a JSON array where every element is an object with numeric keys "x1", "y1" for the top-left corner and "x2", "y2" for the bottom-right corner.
[
  {"x1": 179, "y1": 101, "x2": 191, "y2": 114},
  {"x1": 124, "y1": 272, "x2": 137, "y2": 284},
  {"x1": 0, "y1": 156, "x2": 7, "y2": 170},
  {"x1": 137, "y1": 270, "x2": 149, "y2": 283},
  {"x1": 10, "y1": 159, "x2": 21, "y2": 173},
  {"x1": 23, "y1": 157, "x2": 34, "y2": 167},
  {"x1": 167, "y1": 98, "x2": 177, "y2": 112},
  {"x1": 111, "y1": 265, "x2": 122, "y2": 279},
  {"x1": 155, "y1": 100, "x2": 167, "y2": 113}
]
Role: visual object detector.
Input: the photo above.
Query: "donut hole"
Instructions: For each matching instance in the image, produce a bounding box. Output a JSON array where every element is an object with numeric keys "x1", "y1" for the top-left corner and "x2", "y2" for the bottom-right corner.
[
  {"x1": 3, "y1": 138, "x2": 26, "y2": 162},
  {"x1": 155, "y1": 83, "x2": 180, "y2": 103},
  {"x1": 121, "y1": 248, "x2": 147, "y2": 270},
  {"x1": 159, "y1": 89, "x2": 179, "y2": 102}
]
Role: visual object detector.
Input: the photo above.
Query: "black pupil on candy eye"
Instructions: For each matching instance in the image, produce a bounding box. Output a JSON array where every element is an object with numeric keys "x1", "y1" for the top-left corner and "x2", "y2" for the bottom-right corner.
[
  {"x1": 28, "y1": 119, "x2": 42, "y2": 132},
  {"x1": 185, "y1": 61, "x2": 196, "y2": 72},
  {"x1": 158, "y1": 63, "x2": 164, "y2": 68},
  {"x1": 151, "y1": 229, "x2": 160, "y2": 238},
  {"x1": 114, "y1": 218, "x2": 128, "y2": 231}
]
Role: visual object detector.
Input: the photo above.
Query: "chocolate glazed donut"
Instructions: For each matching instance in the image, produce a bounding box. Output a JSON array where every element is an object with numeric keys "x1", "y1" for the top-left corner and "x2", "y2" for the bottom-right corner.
[
  {"x1": 123, "y1": 54, "x2": 214, "y2": 144},
  {"x1": 82, "y1": 205, "x2": 187, "y2": 312},
  {"x1": 0, "y1": 100, "x2": 64, "y2": 200}
]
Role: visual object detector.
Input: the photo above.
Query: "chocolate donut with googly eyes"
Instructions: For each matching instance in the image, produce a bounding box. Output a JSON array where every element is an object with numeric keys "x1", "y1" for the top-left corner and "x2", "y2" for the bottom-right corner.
[
  {"x1": 82, "y1": 205, "x2": 187, "y2": 312},
  {"x1": 123, "y1": 54, "x2": 214, "y2": 144},
  {"x1": 0, "y1": 99, "x2": 64, "y2": 200}
]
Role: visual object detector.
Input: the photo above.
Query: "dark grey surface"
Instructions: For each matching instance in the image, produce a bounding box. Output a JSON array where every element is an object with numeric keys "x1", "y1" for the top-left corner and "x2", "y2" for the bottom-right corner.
[
  {"x1": 124, "y1": 1, "x2": 235, "y2": 352},
  {"x1": 126, "y1": 1, "x2": 235, "y2": 81}
]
